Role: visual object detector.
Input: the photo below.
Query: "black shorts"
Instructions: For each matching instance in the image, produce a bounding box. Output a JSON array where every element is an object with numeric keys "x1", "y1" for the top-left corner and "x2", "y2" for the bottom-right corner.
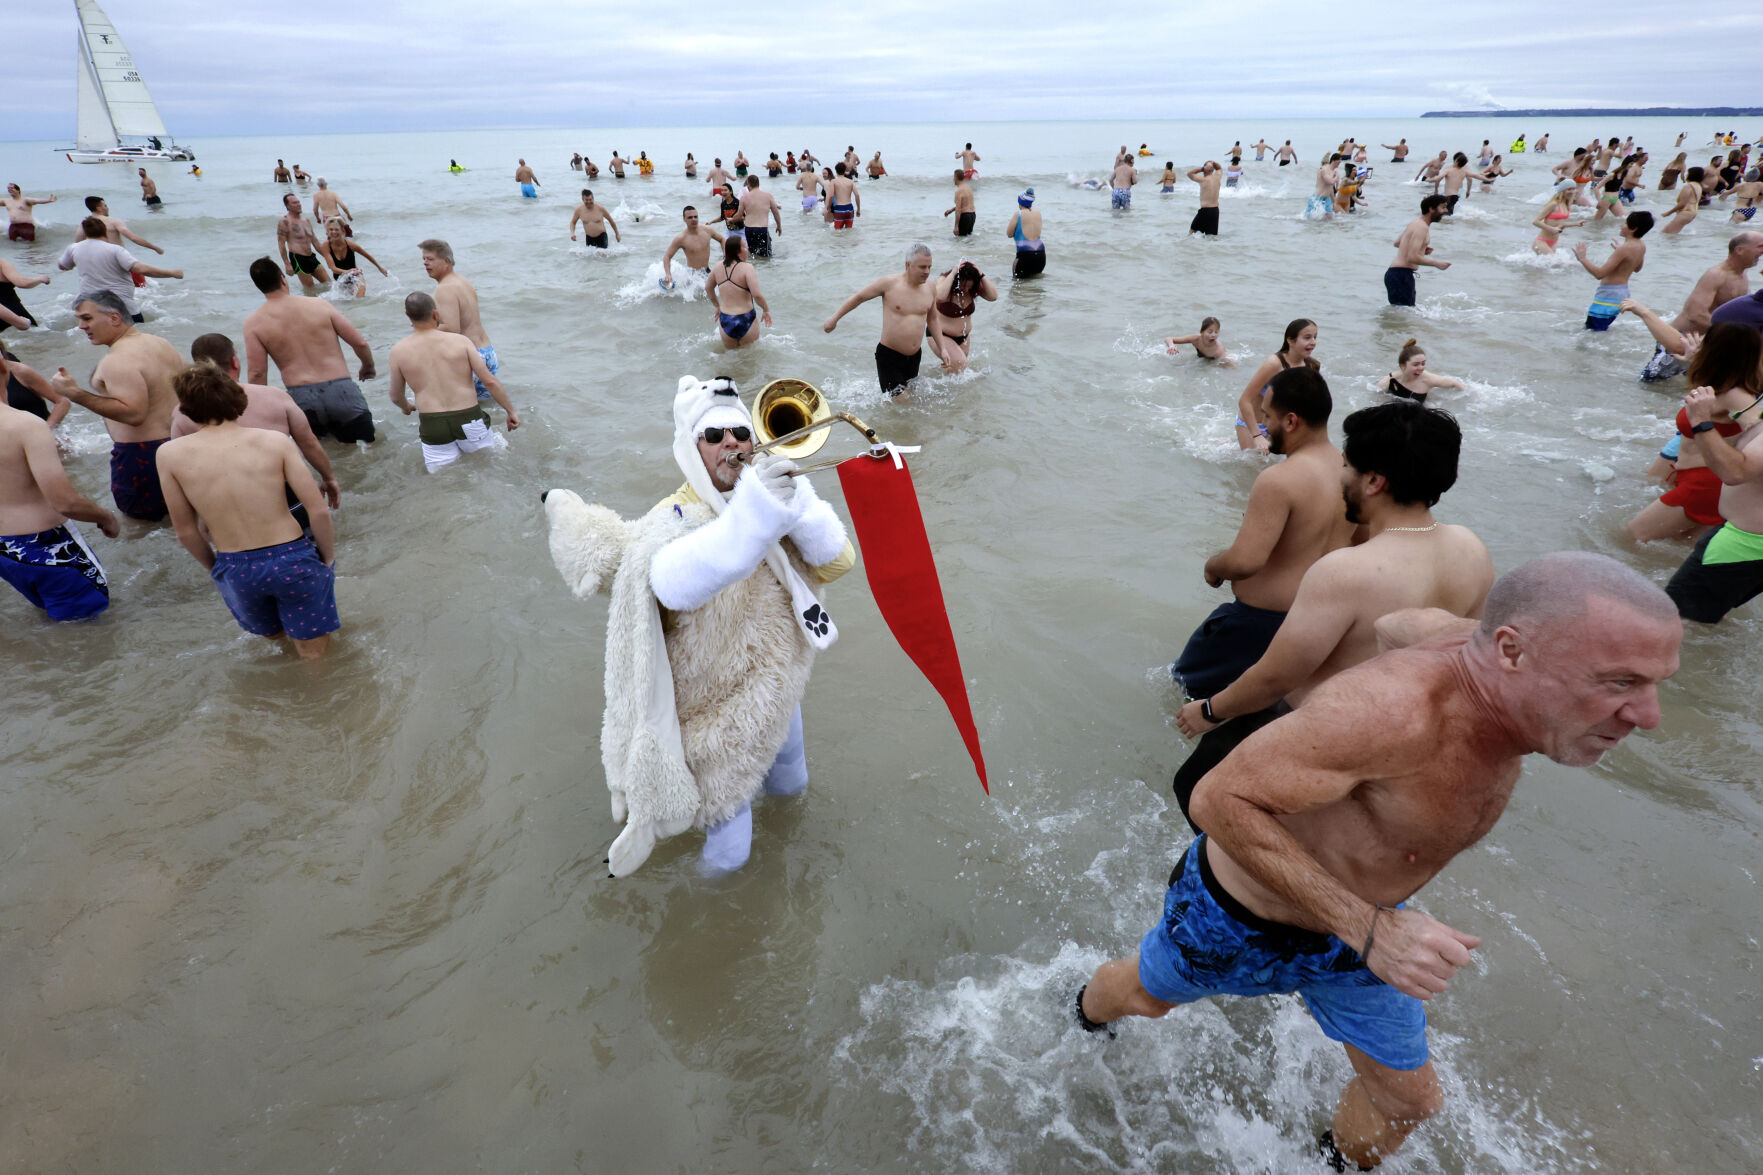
[
  {"x1": 1013, "y1": 245, "x2": 1046, "y2": 280},
  {"x1": 1189, "y1": 206, "x2": 1220, "y2": 236},
  {"x1": 1171, "y1": 598, "x2": 1286, "y2": 700},
  {"x1": 583, "y1": 232, "x2": 608, "y2": 249},
  {"x1": 875, "y1": 342, "x2": 922, "y2": 396},
  {"x1": 1172, "y1": 703, "x2": 1290, "y2": 833},
  {"x1": 1384, "y1": 266, "x2": 1417, "y2": 307},
  {"x1": 955, "y1": 210, "x2": 976, "y2": 236},
  {"x1": 1666, "y1": 525, "x2": 1763, "y2": 623},
  {"x1": 290, "y1": 251, "x2": 322, "y2": 276},
  {"x1": 745, "y1": 226, "x2": 772, "y2": 257},
  {"x1": 1443, "y1": 194, "x2": 1460, "y2": 214}
]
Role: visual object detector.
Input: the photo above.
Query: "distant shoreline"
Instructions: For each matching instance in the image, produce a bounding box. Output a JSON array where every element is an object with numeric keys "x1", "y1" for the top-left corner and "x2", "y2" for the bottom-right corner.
[{"x1": 1422, "y1": 107, "x2": 1763, "y2": 118}]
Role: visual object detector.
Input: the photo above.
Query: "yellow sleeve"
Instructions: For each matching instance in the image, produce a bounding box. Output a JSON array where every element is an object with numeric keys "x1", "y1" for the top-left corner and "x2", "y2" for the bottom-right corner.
[{"x1": 813, "y1": 539, "x2": 858, "y2": 584}]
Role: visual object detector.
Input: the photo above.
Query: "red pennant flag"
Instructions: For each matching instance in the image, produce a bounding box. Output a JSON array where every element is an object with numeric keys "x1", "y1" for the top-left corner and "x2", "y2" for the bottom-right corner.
[{"x1": 836, "y1": 453, "x2": 988, "y2": 793}]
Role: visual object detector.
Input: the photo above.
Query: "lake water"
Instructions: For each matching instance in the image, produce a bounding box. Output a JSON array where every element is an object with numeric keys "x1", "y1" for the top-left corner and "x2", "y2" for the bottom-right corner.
[{"x1": 1, "y1": 117, "x2": 1758, "y2": 1173}]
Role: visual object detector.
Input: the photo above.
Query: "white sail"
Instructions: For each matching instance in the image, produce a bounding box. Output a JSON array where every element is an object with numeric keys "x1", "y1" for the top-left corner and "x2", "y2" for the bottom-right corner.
[
  {"x1": 76, "y1": 0, "x2": 168, "y2": 141},
  {"x1": 74, "y1": 29, "x2": 114, "y2": 150}
]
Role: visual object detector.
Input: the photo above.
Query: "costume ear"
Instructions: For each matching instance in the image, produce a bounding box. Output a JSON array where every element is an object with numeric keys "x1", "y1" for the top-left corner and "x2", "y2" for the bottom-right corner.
[{"x1": 677, "y1": 375, "x2": 699, "y2": 395}]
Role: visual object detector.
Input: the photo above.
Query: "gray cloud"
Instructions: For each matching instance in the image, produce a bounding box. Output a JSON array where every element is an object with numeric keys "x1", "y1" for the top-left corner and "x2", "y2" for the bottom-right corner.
[{"x1": 6, "y1": 0, "x2": 1759, "y2": 139}]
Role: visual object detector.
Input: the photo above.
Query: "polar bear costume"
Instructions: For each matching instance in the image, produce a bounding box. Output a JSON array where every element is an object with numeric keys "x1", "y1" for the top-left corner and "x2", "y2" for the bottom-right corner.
[{"x1": 543, "y1": 376, "x2": 854, "y2": 876}]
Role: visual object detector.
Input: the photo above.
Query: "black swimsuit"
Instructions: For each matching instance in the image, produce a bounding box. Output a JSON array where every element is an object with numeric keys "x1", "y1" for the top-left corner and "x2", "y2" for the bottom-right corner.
[{"x1": 1386, "y1": 376, "x2": 1427, "y2": 403}]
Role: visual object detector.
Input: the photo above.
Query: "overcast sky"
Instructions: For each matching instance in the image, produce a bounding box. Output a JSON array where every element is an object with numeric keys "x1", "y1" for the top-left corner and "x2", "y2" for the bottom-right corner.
[{"x1": 8, "y1": 0, "x2": 1760, "y2": 140}]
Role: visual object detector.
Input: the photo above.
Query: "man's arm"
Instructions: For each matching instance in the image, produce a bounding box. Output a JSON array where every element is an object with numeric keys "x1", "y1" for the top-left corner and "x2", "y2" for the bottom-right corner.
[
  {"x1": 433, "y1": 285, "x2": 463, "y2": 334},
  {"x1": 337, "y1": 199, "x2": 352, "y2": 220},
  {"x1": 49, "y1": 362, "x2": 149, "y2": 426},
  {"x1": 387, "y1": 352, "x2": 411, "y2": 414},
  {"x1": 328, "y1": 304, "x2": 375, "y2": 379},
  {"x1": 129, "y1": 260, "x2": 183, "y2": 280},
  {"x1": 604, "y1": 211, "x2": 620, "y2": 242},
  {"x1": 281, "y1": 397, "x2": 339, "y2": 508},
  {"x1": 1202, "y1": 474, "x2": 1292, "y2": 586},
  {"x1": 1375, "y1": 608, "x2": 1478, "y2": 653},
  {"x1": 283, "y1": 437, "x2": 334, "y2": 564},
  {"x1": 662, "y1": 232, "x2": 683, "y2": 278},
  {"x1": 468, "y1": 349, "x2": 518, "y2": 430},
  {"x1": 1190, "y1": 680, "x2": 1481, "y2": 1000},
  {"x1": 276, "y1": 220, "x2": 293, "y2": 272},
  {"x1": 568, "y1": 207, "x2": 581, "y2": 239},
  {"x1": 115, "y1": 224, "x2": 162, "y2": 254},
  {"x1": 158, "y1": 456, "x2": 216, "y2": 570},
  {"x1": 822, "y1": 277, "x2": 888, "y2": 331},
  {"x1": 1187, "y1": 167, "x2": 1204, "y2": 181},
  {"x1": 244, "y1": 321, "x2": 271, "y2": 386},
  {"x1": 21, "y1": 422, "x2": 118, "y2": 535}
]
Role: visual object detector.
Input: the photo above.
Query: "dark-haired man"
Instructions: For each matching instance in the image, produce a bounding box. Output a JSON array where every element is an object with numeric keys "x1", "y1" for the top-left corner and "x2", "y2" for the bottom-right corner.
[
  {"x1": 157, "y1": 361, "x2": 338, "y2": 659},
  {"x1": 1175, "y1": 399, "x2": 1493, "y2": 825},
  {"x1": 74, "y1": 196, "x2": 162, "y2": 256},
  {"x1": 946, "y1": 170, "x2": 976, "y2": 235},
  {"x1": 739, "y1": 175, "x2": 782, "y2": 257},
  {"x1": 48, "y1": 290, "x2": 184, "y2": 521},
  {"x1": 661, "y1": 206, "x2": 725, "y2": 290},
  {"x1": 568, "y1": 189, "x2": 620, "y2": 248},
  {"x1": 276, "y1": 193, "x2": 330, "y2": 289},
  {"x1": 387, "y1": 291, "x2": 518, "y2": 473},
  {"x1": 1171, "y1": 366, "x2": 1355, "y2": 719},
  {"x1": 1576, "y1": 210, "x2": 1652, "y2": 330},
  {"x1": 1384, "y1": 196, "x2": 1452, "y2": 307},
  {"x1": 1080, "y1": 551, "x2": 1679, "y2": 1171},
  {"x1": 243, "y1": 257, "x2": 376, "y2": 443}
]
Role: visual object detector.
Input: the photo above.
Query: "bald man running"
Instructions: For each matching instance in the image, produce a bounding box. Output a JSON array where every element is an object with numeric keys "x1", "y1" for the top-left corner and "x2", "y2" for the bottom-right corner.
[{"x1": 1079, "y1": 551, "x2": 1680, "y2": 1170}]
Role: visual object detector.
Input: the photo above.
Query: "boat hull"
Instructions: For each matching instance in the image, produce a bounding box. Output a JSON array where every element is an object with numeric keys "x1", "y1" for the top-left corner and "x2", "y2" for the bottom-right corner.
[{"x1": 62, "y1": 145, "x2": 196, "y2": 164}]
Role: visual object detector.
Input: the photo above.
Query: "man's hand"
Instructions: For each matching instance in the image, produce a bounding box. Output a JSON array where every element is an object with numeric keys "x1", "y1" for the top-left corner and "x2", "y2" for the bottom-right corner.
[
  {"x1": 1572, "y1": 243, "x2": 1588, "y2": 258},
  {"x1": 284, "y1": 263, "x2": 296, "y2": 276},
  {"x1": 1175, "y1": 699, "x2": 1219, "y2": 738},
  {"x1": 358, "y1": 361, "x2": 376, "y2": 381},
  {"x1": 1363, "y1": 907, "x2": 1480, "y2": 1000},
  {"x1": 50, "y1": 367, "x2": 80, "y2": 398},
  {"x1": 822, "y1": 317, "x2": 837, "y2": 333},
  {"x1": 505, "y1": 407, "x2": 521, "y2": 432},
  {"x1": 1685, "y1": 385, "x2": 1719, "y2": 426},
  {"x1": 95, "y1": 510, "x2": 121, "y2": 539},
  {"x1": 1203, "y1": 565, "x2": 1224, "y2": 588},
  {"x1": 320, "y1": 477, "x2": 341, "y2": 510}
]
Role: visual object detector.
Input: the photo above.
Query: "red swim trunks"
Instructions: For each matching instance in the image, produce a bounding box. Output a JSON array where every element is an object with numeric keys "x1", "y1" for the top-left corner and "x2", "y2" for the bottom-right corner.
[
  {"x1": 6, "y1": 223, "x2": 35, "y2": 243},
  {"x1": 1660, "y1": 466, "x2": 1727, "y2": 527}
]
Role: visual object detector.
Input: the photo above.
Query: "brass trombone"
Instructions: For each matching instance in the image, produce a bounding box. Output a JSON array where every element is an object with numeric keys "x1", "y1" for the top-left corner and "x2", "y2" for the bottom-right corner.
[{"x1": 736, "y1": 378, "x2": 886, "y2": 475}]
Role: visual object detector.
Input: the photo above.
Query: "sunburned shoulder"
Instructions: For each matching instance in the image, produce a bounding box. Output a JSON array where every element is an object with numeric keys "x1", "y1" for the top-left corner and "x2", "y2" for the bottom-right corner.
[{"x1": 1300, "y1": 643, "x2": 1467, "y2": 741}]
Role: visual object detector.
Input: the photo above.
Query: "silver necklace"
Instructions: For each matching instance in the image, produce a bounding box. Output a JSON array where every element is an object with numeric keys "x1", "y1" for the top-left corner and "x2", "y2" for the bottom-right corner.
[{"x1": 1383, "y1": 522, "x2": 1439, "y2": 533}]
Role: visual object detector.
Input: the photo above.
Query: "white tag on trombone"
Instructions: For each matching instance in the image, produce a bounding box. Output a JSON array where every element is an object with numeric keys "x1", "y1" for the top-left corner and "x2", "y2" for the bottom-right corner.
[{"x1": 881, "y1": 442, "x2": 921, "y2": 470}]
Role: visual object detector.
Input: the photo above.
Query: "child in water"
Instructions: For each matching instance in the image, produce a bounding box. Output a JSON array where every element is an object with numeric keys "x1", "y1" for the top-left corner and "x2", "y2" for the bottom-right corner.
[{"x1": 1165, "y1": 316, "x2": 1234, "y2": 365}]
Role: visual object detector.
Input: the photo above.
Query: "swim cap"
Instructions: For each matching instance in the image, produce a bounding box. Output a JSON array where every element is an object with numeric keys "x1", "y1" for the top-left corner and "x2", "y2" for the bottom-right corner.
[{"x1": 1018, "y1": 189, "x2": 1035, "y2": 207}]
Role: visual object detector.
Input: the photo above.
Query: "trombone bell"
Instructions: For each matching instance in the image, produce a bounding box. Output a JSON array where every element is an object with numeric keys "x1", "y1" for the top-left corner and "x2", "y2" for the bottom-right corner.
[{"x1": 752, "y1": 379, "x2": 832, "y2": 460}]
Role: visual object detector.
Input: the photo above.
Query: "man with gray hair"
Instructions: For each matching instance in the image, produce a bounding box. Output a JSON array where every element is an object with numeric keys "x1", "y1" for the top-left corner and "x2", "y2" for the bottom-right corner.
[
  {"x1": 387, "y1": 291, "x2": 518, "y2": 473},
  {"x1": 1638, "y1": 231, "x2": 1762, "y2": 381},
  {"x1": 420, "y1": 238, "x2": 500, "y2": 401},
  {"x1": 311, "y1": 178, "x2": 352, "y2": 236},
  {"x1": 822, "y1": 243, "x2": 941, "y2": 397},
  {"x1": 1077, "y1": 551, "x2": 1680, "y2": 1171}
]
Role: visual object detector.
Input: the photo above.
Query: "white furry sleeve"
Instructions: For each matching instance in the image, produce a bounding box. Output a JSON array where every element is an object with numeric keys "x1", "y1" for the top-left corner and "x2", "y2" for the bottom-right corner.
[
  {"x1": 650, "y1": 473, "x2": 797, "y2": 611},
  {"x1": 784, "y1": 475, "x2": 849, "y2": 568}
]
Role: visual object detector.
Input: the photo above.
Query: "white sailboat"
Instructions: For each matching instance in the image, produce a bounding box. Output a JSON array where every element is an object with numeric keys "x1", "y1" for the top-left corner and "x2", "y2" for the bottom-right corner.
[{"x1": 58, "y1": 0, "x2": 194, "y2": 164}]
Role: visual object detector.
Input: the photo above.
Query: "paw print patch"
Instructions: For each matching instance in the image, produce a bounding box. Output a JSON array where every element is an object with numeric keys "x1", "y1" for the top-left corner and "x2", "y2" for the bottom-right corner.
[{"x1": 802, "y1": 603, "x2": 831, "y2": 637}]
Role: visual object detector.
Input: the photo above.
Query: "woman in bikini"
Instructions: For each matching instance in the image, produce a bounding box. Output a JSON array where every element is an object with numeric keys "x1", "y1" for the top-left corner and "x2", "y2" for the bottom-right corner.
[
  {"x1": 1531, "y1": 189, "x2": 1585, "y2": 254},
  {"x1": 926, "y1": 261, "x2": 999, "y2": 375},
  {"x1": 1235, "y1": 319, "x2": 1319, "y2": 452},
  {"x1": 1382, "y1": 338, "x2": 1464, "y2": 405},
  {"x1": 318, "y1": 219, "x2": 386, "y2": 298},
  {"x1": 705, "y1": 235, "x2": 770, "y2": 350},
  {"x1": 1626, "y1": 324, "x2": 1763, "y2": 542}
]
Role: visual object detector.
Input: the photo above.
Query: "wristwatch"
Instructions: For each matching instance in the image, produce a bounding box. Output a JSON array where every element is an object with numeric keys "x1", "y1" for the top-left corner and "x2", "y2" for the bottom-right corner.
[
  {"x1": 1200, "y1": 698, "x2": 1218, "y2": 723},
  {"x1": 1692, "y1": 421, "x2": 1718, "y2": 434}
]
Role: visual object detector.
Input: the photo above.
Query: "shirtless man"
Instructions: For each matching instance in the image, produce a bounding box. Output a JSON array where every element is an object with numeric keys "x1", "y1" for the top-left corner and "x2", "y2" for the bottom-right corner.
[
  {"x1": 661, "y1": 206, "x2": 725, "y2": 290},
  {"x1": 1110, "y1": 157, "x2": 1138, "y2": 211},
  {"x1": 1381, "y1": 139, "x2": 1409, "y2": 163},
  {"x1": 956, "y1": 142, "x2": 980, "y2": 177},
  {"x1": 705, "y1": 158, "x2": 731, "y2": 193},
  {"x1": 74, "y1": 196, "x2": 162, "y2": 256},
  {"x1": 824, "y1": 243, "x2": 940, "y2": 398},
  {"x1": 175, "y1": 333, "x2": 340, "y2": 516},
  {"x1": 738, "y1": 175, "x2": 783, "y2": 258},
  {"x1": 827, "y1": 165, "x2": 861, "y2": 230},
  {"x1": 514, "y1": 159, "x2": 540, "y2": 198},
  {"x1": 158, "y1": 360, "x2": 339, "y2": 658},
  {"x1": 1437, "y1": 153, "x2": 1475, "y2": 212},
  {"x1": 4, "y1": 184, "x2": 56, "y2": 243},
  {"x1": 1176, "y1": 398, "x2": 1493, "y2": 821},
  {"x1": 47, "y1": 290, "x2": 184, "y2": 521},
  {"x1": 1384, "y1": 196, "x2": 1452, "y2": 307},
  {"x1": 1249, "y1": 139, "x2": 1272, "y2": 162},
  {"x1": 312, "y1": 178, "x2": 351, "y2": 231},
  {"x1": 1079, "y1": 551, "x2": 1679, "y2": 1171},
  {"x1": 867, "y1": 152, "x2": 887, "y2": 179},
  {"x1": 276, "y1": 194, "x2": 330, "y2": 289},
  {"x1": 1535, "y1": 133, "x2": 1550, "y2": 152},
  {"x1": 0, "y1": 351, "x2": 118, "y2": 620},
  {"x1": 273, "y1": 159, "x2": 292, "y2": 183},
  {"x1": 607, "y1": 151, "x2": 628, "y2": 180},
  {"x1": 419, "y1": 238, "x2": 499, "y2": 401},
  {"x1": 797, "y1": 166, "x2": 825, "y2": 214},
  {"x1": 1169, "y1": 367, "x2": 1355, "y2": 723},
  {"x1": 1306, "y1": 155, "x2": 1341, "y2": 220},
  {"x1": 243, "y1": 257, "x2": 377, "y2": 443},
  {"x1": 1186, "y1": 162, "x2": 1223, "y2": 236},
  {"x1": 138, "y1": 170, "x2": 160, "y2": 208},
  {"x1": 568, "y1": 190, "x2": 621, "y2": 248},
  {"x1": 1576, "y1": 211, "x2": 1652, "y2": 330},
  {"x1": 1638, "y1": 231, "x2": 1761, "y2": 380},
  {"x1": 945, "y1": 170, "x2": 976, "y2": 236},
  {"x1": 1276, "y1": 141, "x2": 1297, "y2": 166},
  {"x1": 1663, "y1": 167, "x2": 1704, "y2": 236},
  {"x1": 1413, "y1": 151, "x2": 1448, "y2": 190},
  {"x1": 387, "y1": 291, "x2": 518, "y2": 474}
]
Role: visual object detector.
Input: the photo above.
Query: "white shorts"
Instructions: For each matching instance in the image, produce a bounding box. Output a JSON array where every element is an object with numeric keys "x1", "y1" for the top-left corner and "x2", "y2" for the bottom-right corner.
[
  {"x1": 420, "y1": 415, "x2": 505, "y2": 472},
  {"x1": 801, "y1": 195, "x2": 820, "y2": 211}
]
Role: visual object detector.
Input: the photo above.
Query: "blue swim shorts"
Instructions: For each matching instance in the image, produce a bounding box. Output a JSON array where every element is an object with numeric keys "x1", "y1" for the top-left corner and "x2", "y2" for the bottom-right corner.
[
  {"x1": 1137, "y1": 836, "x2": 1429, "y2": 1071},
  {"x1": 210, "y1": 537, "x2": 339, "y2": 640},
  {"x1": 1111, "y1": 187, "x2": 1132, "y2": 209},
  {"x1": 0, "y1": 523, "x2": 109, "y2": 621},
  {"x1": 474, "y1": 344, "x2": 500, "y2": 399}
]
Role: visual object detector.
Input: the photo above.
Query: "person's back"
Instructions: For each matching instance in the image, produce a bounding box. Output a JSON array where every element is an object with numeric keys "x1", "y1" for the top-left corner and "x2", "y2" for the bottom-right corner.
[
  {"x1": 162, "y1": 423, "x2": 306, "y2": 553},
  {"x1": 388, "y1": 328, "x2": 480, "y2": 416},
  {"x1": 246, "y1": 294, "x2": 349, "y2": 386},
  {"x1": 0, "y1": 409, "x2": 77, "y2": 535},
  {"x1": 172, "y1": 381, "x2": 303, "y2": 439},
  {"x1": 435, "y1": 271, "x2": 487, "y2": 346},
  {"x1": 1234, "y1": 438, "x2": 1357, "y2": 611}
]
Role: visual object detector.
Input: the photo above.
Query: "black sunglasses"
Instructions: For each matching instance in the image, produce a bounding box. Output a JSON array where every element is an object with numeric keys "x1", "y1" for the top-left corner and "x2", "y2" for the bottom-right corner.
[{"x1": 701, "y1": 425, "x2": 751, "y2": 444}]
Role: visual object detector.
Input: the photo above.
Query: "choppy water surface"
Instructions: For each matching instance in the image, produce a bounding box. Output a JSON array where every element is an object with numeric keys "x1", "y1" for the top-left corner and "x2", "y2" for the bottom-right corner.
[{"x1": 1, "y1": 118, "x2": 1759, "y2": 1172}]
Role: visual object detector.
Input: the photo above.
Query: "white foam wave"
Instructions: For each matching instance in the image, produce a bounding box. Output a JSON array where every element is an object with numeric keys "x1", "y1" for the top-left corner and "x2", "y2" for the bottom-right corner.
[
  {"x1": 611, "y1": 198, "x2": 666, "y2": 224},
  {"x1": 1500, "y1": 249, "x2": 1578, "y2": 270},
  {"x1": 615, "y1": 261, "x2": 709, "y2": 305}
]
